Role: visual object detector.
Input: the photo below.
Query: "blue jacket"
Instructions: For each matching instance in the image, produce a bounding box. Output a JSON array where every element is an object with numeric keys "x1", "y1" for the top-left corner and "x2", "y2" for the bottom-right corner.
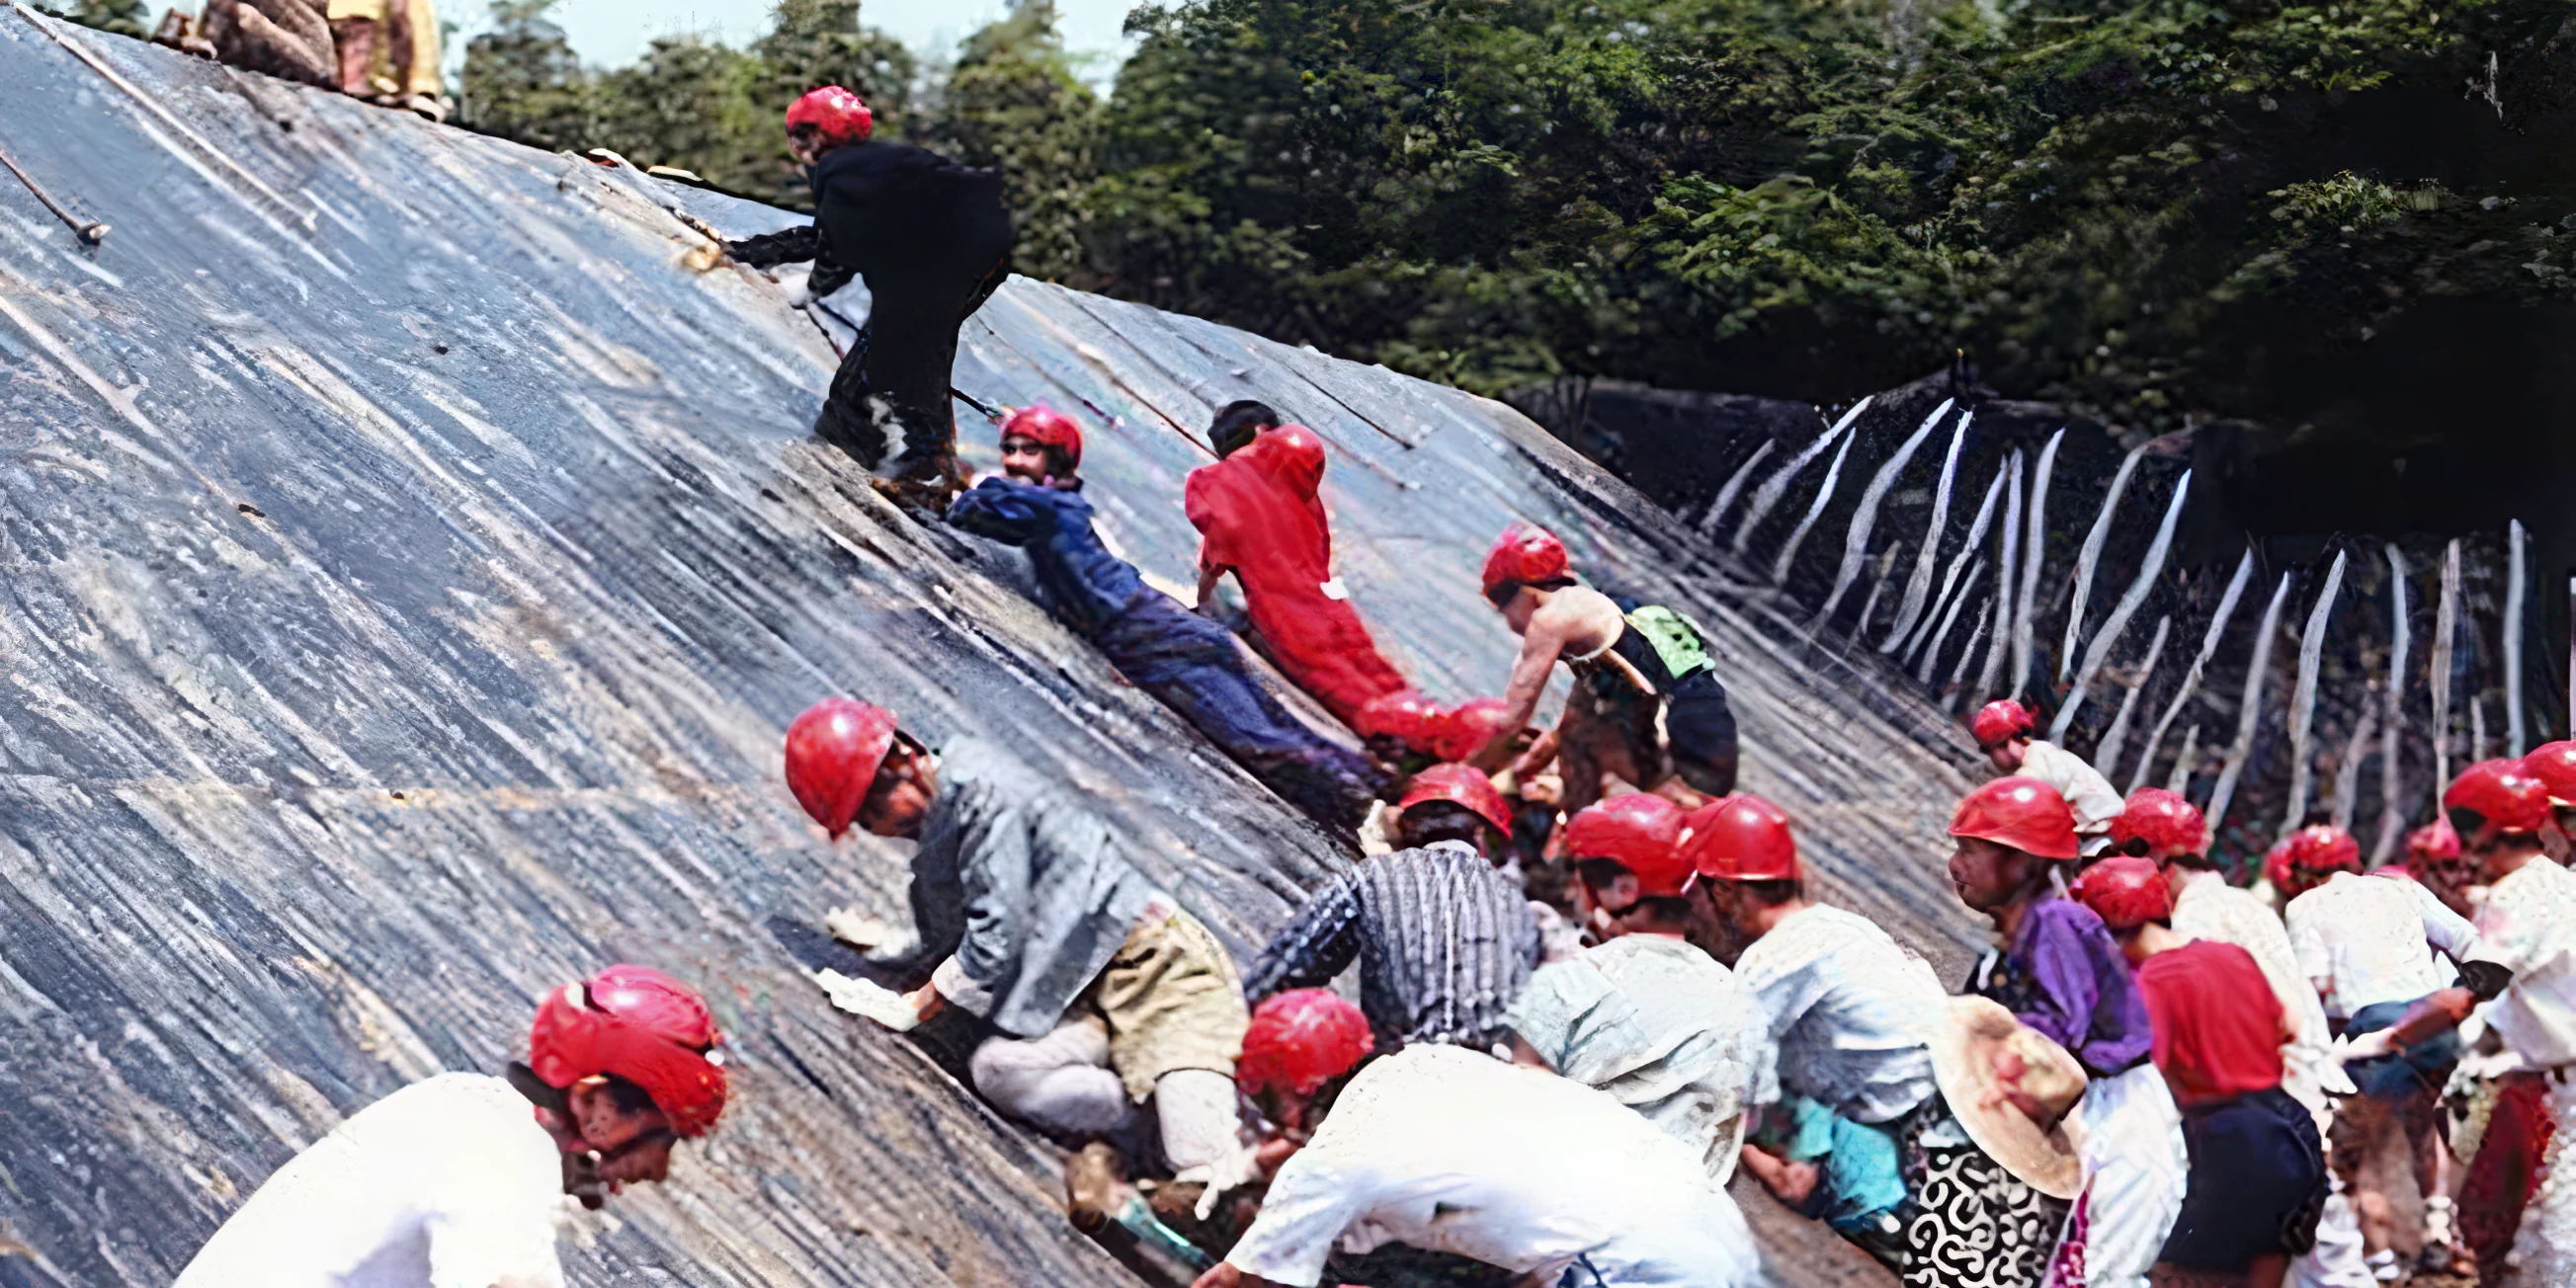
[{"x1": 947, "y1": 477, "x2": 1144, "y2": 638}]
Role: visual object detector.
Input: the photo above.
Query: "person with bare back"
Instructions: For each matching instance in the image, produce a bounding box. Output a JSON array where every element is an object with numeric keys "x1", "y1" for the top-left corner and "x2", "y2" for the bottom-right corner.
[{"x1": 1470, "y1": 523, "x2": 1737, "y2": 813}]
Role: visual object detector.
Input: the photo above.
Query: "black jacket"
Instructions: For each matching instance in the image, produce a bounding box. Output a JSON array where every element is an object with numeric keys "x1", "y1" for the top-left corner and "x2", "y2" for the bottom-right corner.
[{"x1": 730, "y1": 141, "x2": 1010, "y2": 298}]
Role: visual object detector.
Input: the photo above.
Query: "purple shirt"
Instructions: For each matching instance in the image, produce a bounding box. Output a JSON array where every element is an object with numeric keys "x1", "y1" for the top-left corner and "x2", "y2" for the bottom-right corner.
[{"x1": 1968, "y1": 895, "x2": 2154, "y2": 1077}]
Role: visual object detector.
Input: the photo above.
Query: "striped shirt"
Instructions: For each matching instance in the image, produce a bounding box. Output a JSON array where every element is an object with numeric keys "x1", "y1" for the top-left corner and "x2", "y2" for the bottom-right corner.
[{"x1": 1245, "y1": 842, "x2": 1542, "y2": 1053}]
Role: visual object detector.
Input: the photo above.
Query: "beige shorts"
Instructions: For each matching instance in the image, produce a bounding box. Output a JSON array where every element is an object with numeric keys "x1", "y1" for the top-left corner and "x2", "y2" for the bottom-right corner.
[{"x1": 1087, "y1": 903, "x2": 1248, "y2": 1101}]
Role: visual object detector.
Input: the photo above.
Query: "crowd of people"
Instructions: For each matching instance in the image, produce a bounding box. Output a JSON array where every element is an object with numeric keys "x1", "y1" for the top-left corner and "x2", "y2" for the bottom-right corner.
[{"x1": 169, "y1": 88, "x2": 2576, "y2": 1288}]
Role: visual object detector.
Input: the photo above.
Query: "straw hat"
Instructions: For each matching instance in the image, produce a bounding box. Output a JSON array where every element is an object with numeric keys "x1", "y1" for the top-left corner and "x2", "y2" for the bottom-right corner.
[{"x1": 1929, "y1": 997, "x2": 2089, "y2": 1199}]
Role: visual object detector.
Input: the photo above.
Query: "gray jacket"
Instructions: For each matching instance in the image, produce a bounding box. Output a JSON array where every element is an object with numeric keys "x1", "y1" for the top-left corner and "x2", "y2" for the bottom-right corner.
[{"x1": 901, "y1": 738, "x2": 1158, "y2": 1038}]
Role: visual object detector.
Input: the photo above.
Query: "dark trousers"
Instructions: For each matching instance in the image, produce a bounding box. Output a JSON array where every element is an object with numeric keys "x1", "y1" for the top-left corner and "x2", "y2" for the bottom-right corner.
[
  {"x1": 1092, "y1": 591, "x2": 1380, "y2": 828},
  {"x1": 815, "y1": 250, "x2": 1011, "y2": 469}
]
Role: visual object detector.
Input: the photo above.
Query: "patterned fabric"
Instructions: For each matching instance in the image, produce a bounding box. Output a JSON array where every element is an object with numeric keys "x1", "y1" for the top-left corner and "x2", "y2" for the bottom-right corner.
[
  {"x1": 1734, "y1": 903, "x2": 1948, "y2": 1124},
  {"x1": 1902, "y1": 1118, "x2": 2068, "y2": 1288},
  {"x1": 1245, "y1": 843, "x2": 1542, "y2": 1053},
  {"x1": 2499, "y1": 1078, "x2": 2576, "y2": 1288},
  {"x1": 2459, "y1": 1072, "x2": 2555, "y2": 1285},
  {"x1": 1969, "y1": 896, "x2": 2155, "y2": 1078},
  {"x1": 2170, "y1": 873, "x2": 2338, "y2": 1112},
  {"x1": 1507, "y1": 935, "x2": 1781, "y2": 1183}
]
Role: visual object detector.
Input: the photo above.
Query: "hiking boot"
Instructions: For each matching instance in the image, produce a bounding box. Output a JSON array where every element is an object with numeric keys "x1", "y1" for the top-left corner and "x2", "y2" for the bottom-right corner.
[
  {"x1": 1064, "y1": 1141, "x2": 1128, "y2": 1234},
  {"x1": 869, "y1": 452, "x2": 966, "y2": 520}
]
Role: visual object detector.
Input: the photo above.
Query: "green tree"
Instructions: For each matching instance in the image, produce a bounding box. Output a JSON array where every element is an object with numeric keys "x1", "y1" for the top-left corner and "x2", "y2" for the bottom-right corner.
[
  {"x1": 457, "y1": 0, "x2": 596, "y2": 153},
  {"x1": 754, "y1": 0, "x2": 920, "y2": 205},
  {"x1": 933, "y1": 1, "x2": 1100, "y2": 283},
  {"x1": 594, "y1": 37, "x2": 770, "y2": 192}
]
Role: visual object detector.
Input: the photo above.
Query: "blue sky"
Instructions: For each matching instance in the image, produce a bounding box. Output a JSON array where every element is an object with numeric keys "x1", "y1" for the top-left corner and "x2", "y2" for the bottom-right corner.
[{"x1": 457, "y1": 0, "x2": 1142, "y2": 85}]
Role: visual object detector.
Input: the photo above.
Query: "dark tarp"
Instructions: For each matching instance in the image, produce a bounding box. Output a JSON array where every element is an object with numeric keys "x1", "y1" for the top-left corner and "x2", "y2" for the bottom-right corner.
[{"x1": 0, "y1": 10, "x2": 1982, "y2": 1285}]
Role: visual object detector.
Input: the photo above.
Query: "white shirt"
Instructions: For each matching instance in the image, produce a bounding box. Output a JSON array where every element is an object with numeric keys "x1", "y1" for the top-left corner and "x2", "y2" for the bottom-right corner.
[
  {"x1": 1732, "y1": 903, "x2": 1946, "y2": 1124},
  {"x1": 1507, "y1": 935, "x2": 1780, "y2": 1183},
  {"x1": 177, "y1": 1074, "x2": 574, "y2": 1288},
  {"x1": 2285, "y1": 870, "x2": 2480, "y2": 1018},
  {"x1": 2016, "y1": 741, "x2": 2124, "y2": 849},
  {"x1": 2170, "y1": 871, "x2": 2340, "y2": 1109},
  {"x1": 1225, "y1": 1045, "x2": 1763, "y2": 1287},
  {"x1": 2467, "y1": 858, "x2": 2576, "y2": 1069}
]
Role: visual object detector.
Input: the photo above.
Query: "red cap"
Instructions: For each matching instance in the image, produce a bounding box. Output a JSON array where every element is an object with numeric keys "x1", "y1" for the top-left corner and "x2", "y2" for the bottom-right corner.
[
  {"x1": 1971, "y1": 699, "x2": 2037, "y2": 750},
  {"x1": 1950, "y1": 778, "x2": 2081, "y2": 860},
  {"x1": 1237, "y1": 989, "x2": 1372, "y2": 1097},
  {"x1": 528, "y1": 965, "x2": 728, "y2": 1139},
  {"x1": 2275, "y1": 825, "x2": 2363, "y2": 898},
  {"x1": 2521, "y1": 741, "x2": 2576, "y2": 806},
  {"x1": 2070, "y1": 854, "x2": 2174, "y2": 930},
  {"x1": 785, "y1": 697, "x2": 899, "y2": 839},
  {"x1": 1001, "y1": 404, "x2": 1084, "y2": 468},
  {"x1": 1355, "y1": 690, "x2": 1444, "y2": 752},
  {"x1": 1687, "y1": 794, "x2": 1801, "y2": 883},
  {"x1": 1565, "y1": 794, "x2": 1692, "y2": 896},
  {"x1": 1430, "y1": 697, "x2": 1514, "y2": 765},
  {"x1": 2445, "y1": 759, "x2": 2553, "y2": 842},
  {"x1": 785, "y1": 86, "x2": 873, "y2": 147},
  {"x1": 1398, "y1": 763, "x2": 1513, "y2": 837},
  {"x1": 2406, "y1": 818, "x2": 2461, "y2": 862},
  {"x1": 2108, "y1": 788, "x2": 2207, "y2": 860},
  {"x1": 1481, "y1": 523, "x2": 1571, "y2": 602},
  {"x1": 2263, "y1": 837, "x2": 2294, "y2": 894}
]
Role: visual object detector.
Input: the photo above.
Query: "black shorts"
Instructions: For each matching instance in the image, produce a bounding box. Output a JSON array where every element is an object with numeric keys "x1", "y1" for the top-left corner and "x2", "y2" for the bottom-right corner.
[
  {"x1": 2160, "y1": 1087, "x2": 2329, "y2": 1270},
  {"x1": 1665, "y1": 678, "x2": 1738, "y2": 797}
]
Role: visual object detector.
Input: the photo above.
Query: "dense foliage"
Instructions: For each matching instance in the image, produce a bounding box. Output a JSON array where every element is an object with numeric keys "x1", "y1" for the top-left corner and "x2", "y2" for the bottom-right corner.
[{"x1": 453, "y1": 0, "x2": 2576, "y2": 430}]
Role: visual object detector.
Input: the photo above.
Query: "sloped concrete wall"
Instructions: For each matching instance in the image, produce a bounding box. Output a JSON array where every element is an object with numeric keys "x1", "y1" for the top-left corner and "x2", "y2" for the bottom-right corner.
[{"x1": 0, "y1": 10, "x2": 1980, "y2": 1285}]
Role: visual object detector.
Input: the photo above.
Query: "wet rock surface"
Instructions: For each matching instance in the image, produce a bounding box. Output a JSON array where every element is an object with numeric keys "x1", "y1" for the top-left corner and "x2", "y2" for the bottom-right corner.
[{"x1": 0, "y1": 13, "x2": 1983, "y2": 1285}]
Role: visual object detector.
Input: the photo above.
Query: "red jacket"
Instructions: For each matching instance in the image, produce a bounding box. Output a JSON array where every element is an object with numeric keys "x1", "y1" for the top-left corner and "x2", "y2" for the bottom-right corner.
[{"x1": 1185, "y1": 428, "x2": 1408, "y2": 725}]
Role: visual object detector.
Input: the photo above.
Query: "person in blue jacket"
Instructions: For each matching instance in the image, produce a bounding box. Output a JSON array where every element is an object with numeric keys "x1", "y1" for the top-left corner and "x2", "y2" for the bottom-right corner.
[{"x1": 945, "y1": 405, "x2": 1378, "y2": 828}]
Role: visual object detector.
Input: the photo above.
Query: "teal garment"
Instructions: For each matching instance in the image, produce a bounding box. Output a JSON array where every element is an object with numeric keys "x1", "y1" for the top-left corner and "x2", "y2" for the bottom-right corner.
[{"x1": 1784, "y1": 1096, "x2": 1908, "y2": 1235}]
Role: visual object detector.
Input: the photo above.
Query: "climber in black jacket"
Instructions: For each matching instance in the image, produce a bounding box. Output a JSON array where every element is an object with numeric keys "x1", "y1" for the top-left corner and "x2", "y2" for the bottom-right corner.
[{"x1": 727, "y1": 86, "x2": 1015, "y2": 515}]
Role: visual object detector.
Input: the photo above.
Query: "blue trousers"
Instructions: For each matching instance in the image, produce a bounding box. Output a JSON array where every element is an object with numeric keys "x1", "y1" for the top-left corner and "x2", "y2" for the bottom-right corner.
[{"x1": 1092, "y1": 591, "x2": 1378, "y2": 826}]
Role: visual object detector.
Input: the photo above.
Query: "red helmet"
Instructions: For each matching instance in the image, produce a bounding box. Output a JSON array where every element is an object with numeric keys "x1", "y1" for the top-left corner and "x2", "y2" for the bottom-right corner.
[
  {"x1": 2107, "y1": 788, "x2": 2207, "y2": 860},
  {"x1": 2406, "y1": 818, "x2": 2461, "y2": 862},
  {"x1": 2070, "y1": 854, "x2": 2174, "y2": 929},
  {"x1": 2445, "y1": 759, "x2": 2553, "y2": 842},
  {"x1": 1686, "y1": 794, "x2": 1801, "y2": 883},
  {"x1": 1430, "y1": 697, "x2": 1514, "y2": 764},
  {"x1": 785, "y1": 697, "x2": 899, "y2": 839},
  {"x1": 1971, "y1": 699, "x2": 2037, "y2": 750},
  {"x1": 2263, "y1": 837, "x2": 2295, "y2": 894},
  {"x1": 1950, "y1": 778, "x2": 2080, "y2": 860},
  {"x1": 528, "y1": 965, "x2": 728, "y2": 1138},
  {"x1": 1565, "y1": 794, "x2": 1692, "y2": 896},
  {"x1": 1398, "y1": 764, "x2": 1513, "y2": 837},
  {"x1": 1355, "y1": 690, "x2": 1444, "y2": 752},
  {"x1": 2275, "y1": 825, "x2": 2363, "y2": 898},
  {"x1": 1481, "y1": 523, "x2": 1571, "y2": 603},
  {"x1": 1001, "y1": 404, "x2": 1084, "y2": 468},
  {"x1": 2521, "y1": 741, "x2": 2576, "y2": 807},
  {"x1": 1237, "y1": 988, "x2": 1372, "y2": 1097},
  {"x1": 785, "y1": 86, "x2": 873, "y2": 147}
]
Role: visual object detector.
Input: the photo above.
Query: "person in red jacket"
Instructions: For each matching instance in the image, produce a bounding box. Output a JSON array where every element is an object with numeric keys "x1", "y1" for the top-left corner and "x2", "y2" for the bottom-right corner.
[{"x1": 1185, "y1": 402, "x2": 1411, "y2": 727}]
